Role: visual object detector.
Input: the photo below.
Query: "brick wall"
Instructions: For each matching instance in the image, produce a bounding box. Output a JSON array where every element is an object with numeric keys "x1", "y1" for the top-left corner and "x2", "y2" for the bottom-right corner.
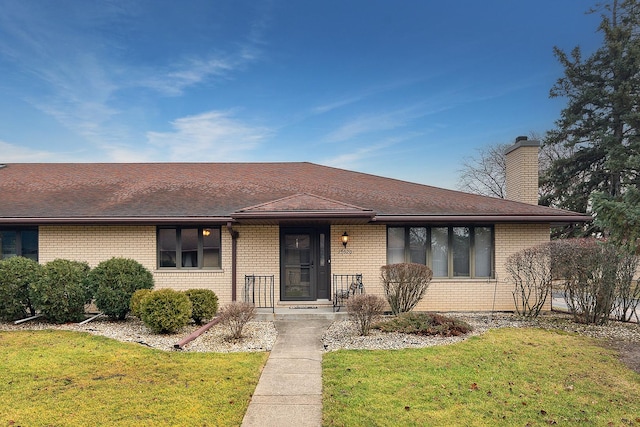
[
  {"x1": 413, "y1": 223, "x2": 550, "y2": 311},
  {"x1": 330, "y1": 225, "x2": 387, "y2": 299},
  {"x1": 330, "y1": 223, "x2": 550, "y2": 311},
  {"x1": 505, "y1": 140, "x2": 540, "y2": 205},
  {"x1": 39, "y1": 225, "x2": 235, "y2": 304},
  {"x1": 39, "y1": 225, "x2": 157, "y2": 269},
  {"x1": 236, "y1": 225, "x2": 280, "y2": 305},
  {"x1": 38, "y1": 222, "x2": 550, "y2": 311}
]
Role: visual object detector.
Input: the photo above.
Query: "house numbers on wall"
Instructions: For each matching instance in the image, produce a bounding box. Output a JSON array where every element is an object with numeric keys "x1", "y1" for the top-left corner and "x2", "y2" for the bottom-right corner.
[{"x1": 339, "y1": 248, "x2": 352, "y2": 255}]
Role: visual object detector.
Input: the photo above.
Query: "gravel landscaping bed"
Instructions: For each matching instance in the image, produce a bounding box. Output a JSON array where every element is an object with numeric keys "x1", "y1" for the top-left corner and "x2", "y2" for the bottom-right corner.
[
  {"x1": 322, "y1": 311, "x2": 640, "y2": 352},
  {"x1": 1, "y1": 311, "x2": 638, "y2": 358},
  {"x1": 0, "y1": 317, "x2": 278, "y2": 353}
]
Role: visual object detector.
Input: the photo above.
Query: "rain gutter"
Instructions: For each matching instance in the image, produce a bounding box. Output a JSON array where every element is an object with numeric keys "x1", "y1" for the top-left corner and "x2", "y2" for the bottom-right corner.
[{"x1": 374, "y1": 214, "x2": 592, "y2": 225}]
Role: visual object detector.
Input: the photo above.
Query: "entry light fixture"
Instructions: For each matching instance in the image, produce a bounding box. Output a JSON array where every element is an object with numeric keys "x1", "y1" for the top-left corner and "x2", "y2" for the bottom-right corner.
[
  {"x1": 203, "y1": 228, "x2": 211, "y2": 237},
  {"x1": 341, "y1": 231, "x2": 349, "y2": 248}
]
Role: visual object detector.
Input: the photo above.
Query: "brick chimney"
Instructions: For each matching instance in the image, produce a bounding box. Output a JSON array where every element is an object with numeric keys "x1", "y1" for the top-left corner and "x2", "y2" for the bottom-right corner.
[{"x1": 504, "y1": 136, "x2": 540, "y2": 205}]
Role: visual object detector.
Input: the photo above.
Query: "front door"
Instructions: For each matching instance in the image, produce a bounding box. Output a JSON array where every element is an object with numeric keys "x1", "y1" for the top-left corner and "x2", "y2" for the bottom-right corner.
[{"x1": 280, "y1": 226, "x2": 330, "y2": 301}]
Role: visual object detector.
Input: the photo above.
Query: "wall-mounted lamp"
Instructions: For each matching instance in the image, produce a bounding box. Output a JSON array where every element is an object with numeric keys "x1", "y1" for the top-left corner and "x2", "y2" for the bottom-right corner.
[
  {"x1": 341, "y1": 231, "x2": 349, "y2": 248},
  {"x1": 203, "y1": 228, "x2": 211, "y2": 237}
]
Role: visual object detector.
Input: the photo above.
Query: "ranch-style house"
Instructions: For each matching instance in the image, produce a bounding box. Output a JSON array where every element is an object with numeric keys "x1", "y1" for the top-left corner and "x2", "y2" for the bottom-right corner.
[{"x1": 0, "y1": 137, "x2": 590, "y2": 312}]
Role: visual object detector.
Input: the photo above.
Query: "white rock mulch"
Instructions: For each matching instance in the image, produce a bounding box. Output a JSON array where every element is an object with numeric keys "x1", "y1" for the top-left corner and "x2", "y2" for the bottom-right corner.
[
  {"x1": 1, "y1": 312, "x2": 638, "y2": 354},
  {"x1": 321, "y1": 312, "x2": 640, "y2": 351},
  {"x1": 0, "y1": 317, "x2": 278, "y2": 353},
  {"x1": 322, "y1": 312, "x2": 523, "y2": 351}
]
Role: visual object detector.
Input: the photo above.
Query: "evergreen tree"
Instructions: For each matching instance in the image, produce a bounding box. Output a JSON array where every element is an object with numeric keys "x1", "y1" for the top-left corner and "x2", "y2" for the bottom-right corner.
[
  {"x1": 543, "y1": 0, "x2": 640, "y2": 225},
  {"x1": 593, "y1": 187, "x2": 640, "y2": 250}
]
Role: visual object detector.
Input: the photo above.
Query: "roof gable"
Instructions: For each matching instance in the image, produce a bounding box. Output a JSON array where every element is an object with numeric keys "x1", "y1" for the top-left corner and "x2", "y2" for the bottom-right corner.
[{"x1": 236, "y1": 193, "x2": 373, "y2": 213}]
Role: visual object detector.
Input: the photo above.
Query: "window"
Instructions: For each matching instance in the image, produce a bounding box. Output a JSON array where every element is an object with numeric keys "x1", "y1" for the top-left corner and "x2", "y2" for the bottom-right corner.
[
  {"x1": 0, "y1": 228, "x2": 38, "y2": 261},
  {"x1": 157, "y1": 226, "x2": 221, "y2": 269},
  {"x1": 452, "y1": 227, "x2": 470, "y2": 277},
  {"x1": 387, "y1": 226, "x2": 493, "y2": 278},
  {"x1": 474, "y1": 227, "x2": 493, "y2": 277},
  {"x1": 430, "y1": 227, "x2": 448, "y2": 277},
  {"x1": 387, "y1": 227, "x2": 405, "y2": 264}
]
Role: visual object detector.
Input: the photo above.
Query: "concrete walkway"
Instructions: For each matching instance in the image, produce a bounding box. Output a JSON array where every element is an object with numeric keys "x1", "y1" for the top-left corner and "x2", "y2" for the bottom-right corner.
[{"x1": 241, "y1": 319, "x2": 331, "y2": 427}]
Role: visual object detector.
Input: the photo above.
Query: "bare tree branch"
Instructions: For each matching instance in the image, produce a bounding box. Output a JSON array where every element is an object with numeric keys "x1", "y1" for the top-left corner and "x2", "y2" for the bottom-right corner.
[{"x1": 457, "y1": 143, "x2": 509, "y2": 198}]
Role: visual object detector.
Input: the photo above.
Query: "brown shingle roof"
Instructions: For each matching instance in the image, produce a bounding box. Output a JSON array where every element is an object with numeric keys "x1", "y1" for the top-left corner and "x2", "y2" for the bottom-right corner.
[{"x1": 0, "y1": 162, "x2": 590, "y2": 224}]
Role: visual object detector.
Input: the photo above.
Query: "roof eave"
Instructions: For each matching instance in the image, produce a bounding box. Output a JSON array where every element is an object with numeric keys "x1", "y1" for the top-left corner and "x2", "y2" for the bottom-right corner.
[
  {"x1": 0, "y1": 212, "x2": 593, "y2": 226},
  {"x1": 0, "y1": 217, "x2": 233, "y2": 225},
  {"x1": 374, "y1": 214, "x2": 593, "y2": 225}
]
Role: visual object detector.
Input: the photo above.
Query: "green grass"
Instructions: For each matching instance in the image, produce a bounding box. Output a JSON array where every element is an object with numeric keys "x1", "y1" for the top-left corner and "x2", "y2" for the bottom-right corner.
[
  {"x1": 323, "y1": 328, "x2": 640, "y2": 426},
  {"x1": 0, "y1": 330, "x2": 269, "y2": 426}
]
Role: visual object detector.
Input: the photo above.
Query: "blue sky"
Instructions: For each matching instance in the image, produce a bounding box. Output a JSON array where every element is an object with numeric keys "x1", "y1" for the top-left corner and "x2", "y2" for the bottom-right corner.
[{"x1": 0, "y1": 1, "x2": 603, "y2": 189}]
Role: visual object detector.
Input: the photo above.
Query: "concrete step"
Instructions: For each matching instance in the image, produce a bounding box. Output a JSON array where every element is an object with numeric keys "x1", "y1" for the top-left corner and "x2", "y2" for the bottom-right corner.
[{"x1": 254, "y1": 306, "x2": 349, "y2": 321}]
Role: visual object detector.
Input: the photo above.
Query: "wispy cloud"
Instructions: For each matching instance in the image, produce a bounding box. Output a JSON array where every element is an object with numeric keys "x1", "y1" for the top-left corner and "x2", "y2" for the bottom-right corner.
[
  {"x1": 139, "y1": 57, "x2": 236, "y2": 96},
  {"x1": 322, "y1": 142, "x2": 392, "y2": 169},
  {"x1": 146, "y1": 110, "x2": 271, "y2": 161},
  {"x1": 320, "y1": 79, "x2": 526, "y2": 144},
  {"x1": 311, "y1": 78, "x2": 425, "y2": 115},
  {"x1": 0, "y1": 1, "x2": 272, "y2": 157},
  {"x1": 321, "y1": 133, "x2": 422, "y2": 170},
  {"x1": 324, "y1": 105, "x2": 428, "y2": 143},
  {"x1": 137, "y1": 2, "x2": 272, "y2": 97},
  {"x1": 312, "y1": 96, "x2": 368, "y2": 115},
  {"x1": 0, "y1": 140, "x2": 66, "y2": 162}
]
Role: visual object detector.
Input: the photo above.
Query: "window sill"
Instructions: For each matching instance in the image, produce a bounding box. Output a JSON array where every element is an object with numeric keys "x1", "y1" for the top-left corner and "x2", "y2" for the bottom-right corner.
[{"x1": 154, "y1": 268, "x2": 224, "y2": 274}]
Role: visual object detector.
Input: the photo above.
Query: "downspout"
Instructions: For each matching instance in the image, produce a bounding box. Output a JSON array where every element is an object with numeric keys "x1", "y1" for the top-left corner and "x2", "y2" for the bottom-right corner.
[
  {"x1": 227, "y1": 222, "x2": 239, "y2": 301},
  {"x1": 174, "y1": 317, "x2": 222, "y2": 349}
]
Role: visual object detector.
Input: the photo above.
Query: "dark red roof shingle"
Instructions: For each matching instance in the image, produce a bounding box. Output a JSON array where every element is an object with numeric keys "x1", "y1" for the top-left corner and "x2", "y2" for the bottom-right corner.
[{"x1": 0, "y1": 162, "x2": 590, "y2": 223}]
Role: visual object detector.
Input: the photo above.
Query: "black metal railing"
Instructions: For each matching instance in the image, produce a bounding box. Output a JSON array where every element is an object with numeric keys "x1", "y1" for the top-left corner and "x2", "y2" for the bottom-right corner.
[
  {"x1": 332, "y1": 273, "x2": 364, "y2": 312},
  {"x1": 244, "y1": 275, "x2": 275, "y2": 313}
]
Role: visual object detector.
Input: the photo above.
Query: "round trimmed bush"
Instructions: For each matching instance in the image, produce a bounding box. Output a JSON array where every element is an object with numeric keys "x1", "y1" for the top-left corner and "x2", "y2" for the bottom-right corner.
[
  {"x1": 130, "y1": 288, "x2": 153, "y2": 318},
  {"x1": 30, "y1": 259, "x2": 91, "y2": 323},
  {"x1": 0, "y1": 257, "x2": 42, "y2": 321},
  {"x1": 184, "y1": 289, "x2": 218, "y2": 325},
  {"x1": 88, "y1": 258, "x2": 154, "y2": 320},
  {"x1": 139, "y1": 289, "x2": 192, "y2": 334}
]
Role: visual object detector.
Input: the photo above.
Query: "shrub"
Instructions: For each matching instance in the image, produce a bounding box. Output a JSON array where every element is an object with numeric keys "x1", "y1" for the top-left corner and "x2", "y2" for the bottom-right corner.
[
  {"x1": 130, "y1": 288, "x2": 153, "y2": 318},
  {"x1": 139, "y1": 289, "x2": 192, "y2": 334},
  {"x1": 347, "y1": 294, "x2": 386, "y2": 336},
  {"x1": 380, "y1": 263, "x2": 433, "y2": 315},
  {"x1": 611, "y1": 251, "x2": 640, "y2": 322},
  {"x1": 551, "y1": 239, "x2": 618, "y2": 325},
  {"x1": 0, "y1": 257, "x2": 42, "y2": 320},
  {"x1": 506, "y1": 243, "x2": 552, "y2": 318},
  {"x1": 184, "y1": 289, "x2": 218, "y2": 325},
  {"x1": 374, "y1": 312, "x2": 472, "y2": 337},
  {"x1": 218, "y1": 302, "x2": 255, "y2": 339},
  {"x1": 30, "y1": 259, "x2": 91, "y2": 323},
  {"x1": 88, "y1": 258, "x2": 154, "y2": 320}
]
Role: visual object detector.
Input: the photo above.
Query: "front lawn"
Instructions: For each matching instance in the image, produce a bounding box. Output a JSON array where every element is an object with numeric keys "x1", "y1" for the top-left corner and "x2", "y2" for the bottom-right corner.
[
  {"x1": 323, "y1": 328, "x2": 640, "y2": 426},
  {"x1": 0, "y1": 330, "x2": 268, "y2": 426}
]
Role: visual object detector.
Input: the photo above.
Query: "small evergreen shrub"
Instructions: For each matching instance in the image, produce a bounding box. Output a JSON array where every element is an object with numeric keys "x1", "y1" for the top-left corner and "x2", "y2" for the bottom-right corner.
[
  {"x1": 88, "y1": 257, "x2": 154, "y2": 320},
  {"x1": 346, "y1": 294, "x2": 386, "y2": 336},
  {"x1": 380, "y1": 263, "x2": 433, "y2": 315},
  {"x1": 374, "y1": 312, "x2": 472, "y2": 337},
  {"x1": 130, "y1": 288, "x2": 153, "y2": 318},
  {"x1": 184, "y1": 289, "x2": 218, "y2": 325},
  {"x1": 218, "y1": 302, "x2": 255, "y2": 339},
  {"x1": 139, "y1": 289, "x2": 192, "y2": 334},
  {"x1": 0, "y1": 257, "x2": 42, "y2": 320},
  {"x1": 30, "y1": 259, "x2": 91, "y2": 323}
]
